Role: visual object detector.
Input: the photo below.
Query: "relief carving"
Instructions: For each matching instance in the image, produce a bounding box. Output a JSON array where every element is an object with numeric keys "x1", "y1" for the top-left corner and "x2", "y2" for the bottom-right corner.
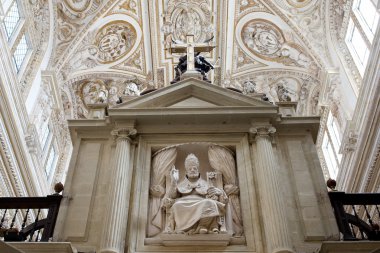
[
  {"x1": 148, "y1": 144, "x2": 243, "y2": 239},
  {"x1": 71, "y1": 77, "x2": 144, "y2": 118},
  {"x1": 95, "y1": 21, "x2": 137, "y2": 63},
  {"x1": 236, "y1": 71, "x2": 320, "y2": 116},
  {"x1": 163, "y1": 0, "x2": 214, "y2": 43},
  {"x1": 241, "y1": 19, "x2": 317, "y2": 71}
]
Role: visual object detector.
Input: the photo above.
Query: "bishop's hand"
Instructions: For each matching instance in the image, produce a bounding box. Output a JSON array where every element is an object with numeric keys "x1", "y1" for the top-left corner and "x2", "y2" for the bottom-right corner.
[
  {"x1": 207, "y1": 186, "x2": 222, "y2": 196},
  {"x1": 170, "y1": 166, "x2": 179, "y2": 184}
]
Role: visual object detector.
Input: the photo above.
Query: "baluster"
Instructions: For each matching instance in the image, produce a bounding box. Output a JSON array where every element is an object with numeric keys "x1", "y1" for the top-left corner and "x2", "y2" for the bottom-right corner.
[
  {"x1": 376, "y1": 205, "x2": 380, "y2": 219},
  {"x1": 0, "y1": 209, "x2": 7, "y2": 228},
  {"x1": 349, "y1": 222, "x2": 356, "y2": 238},
  {"x1": 29, "y1": 209, "x2": 41, "y2": 242},
  {"x1": 364, "y1": 205, "x2": 374, "y2": 227},
  {"x1": 21, "y1": 209, "x2": 30, "y2": 230},
  {"x1": 35, "y1": 229, "x2": 41, "y2": 242},
  {"x1": 9, "y1": 209, "x2": 19, "y2": 229},
  {"x1": 352, "y1": 205, "x2": 365, "y2": 239}
]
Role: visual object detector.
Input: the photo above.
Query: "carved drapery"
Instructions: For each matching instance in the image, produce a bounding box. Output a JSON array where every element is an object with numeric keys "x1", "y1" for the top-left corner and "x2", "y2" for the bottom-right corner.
[
  {"x1": 208, "y1": 145, "x2": 243, "y2": 236},
  {"x1": 148, "y1": 147, "x2": 177, "y2": 237}
]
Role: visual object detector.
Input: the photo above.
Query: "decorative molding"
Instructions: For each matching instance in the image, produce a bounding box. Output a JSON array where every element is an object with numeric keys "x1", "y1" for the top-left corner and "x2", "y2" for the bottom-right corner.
[{"x1": 0, "y1": 119, "x2": 27, "y2": 197}]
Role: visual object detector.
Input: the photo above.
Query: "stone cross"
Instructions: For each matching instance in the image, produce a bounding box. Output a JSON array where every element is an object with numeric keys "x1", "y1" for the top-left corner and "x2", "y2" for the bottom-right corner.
[{"x1": 169, "y1": 34, "x2": 215, "y2": 73}]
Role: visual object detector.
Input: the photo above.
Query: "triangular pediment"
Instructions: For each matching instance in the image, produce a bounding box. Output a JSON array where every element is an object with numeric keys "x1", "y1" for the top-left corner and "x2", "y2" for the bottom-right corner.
[
  {"x1": 168, "y1": 97, "x2": 218, "y2": 107},
  {"x1": 111, "y1": 78, "x2": 276, "y2": 110}
]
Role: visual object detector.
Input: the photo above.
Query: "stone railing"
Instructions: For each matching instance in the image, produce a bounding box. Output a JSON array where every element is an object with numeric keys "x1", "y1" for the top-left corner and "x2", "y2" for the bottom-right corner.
[
  {"x1": 328, "y1": 191, "x2": 380, "y2": 241},
  {"x1": 0, "y1": 184, "x2": 63, "y2": 242}
]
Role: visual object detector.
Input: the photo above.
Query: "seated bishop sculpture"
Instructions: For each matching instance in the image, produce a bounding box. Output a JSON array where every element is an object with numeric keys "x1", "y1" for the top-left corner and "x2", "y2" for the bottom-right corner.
[{"x1": 162, "y1": 154, "x2": 228, "y2": 234}]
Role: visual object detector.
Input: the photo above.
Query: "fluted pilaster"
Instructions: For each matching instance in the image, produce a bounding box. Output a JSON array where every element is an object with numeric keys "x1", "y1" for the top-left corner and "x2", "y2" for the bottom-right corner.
[
  {"x1": 99, "y1": 128, "x2": 137, "y2": 253},
  {"x1": 250, "y1": 126, "x2": 294, "y2": 253}
]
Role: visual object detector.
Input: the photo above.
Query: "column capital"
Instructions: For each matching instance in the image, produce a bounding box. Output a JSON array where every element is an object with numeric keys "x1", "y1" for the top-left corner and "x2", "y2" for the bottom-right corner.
[
  {"x1": 111, "y1": 128, "x2": 137, "y2": 141},
  {"x1": 249, "y1": 126, "x2": 276, "y2": 138}
]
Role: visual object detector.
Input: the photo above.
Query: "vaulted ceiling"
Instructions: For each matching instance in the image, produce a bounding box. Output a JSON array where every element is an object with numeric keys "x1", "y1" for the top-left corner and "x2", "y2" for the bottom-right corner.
[{"x1": 51, "y1": 0, "x2": 351, "y2": 119}]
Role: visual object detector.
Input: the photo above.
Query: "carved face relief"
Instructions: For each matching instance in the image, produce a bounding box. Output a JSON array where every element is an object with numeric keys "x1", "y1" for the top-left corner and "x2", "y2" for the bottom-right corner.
[
  {"x1": 124, "y1": 82, "x2": 140, "y2": 96},
  {"x1": 273, "y1": 77, "x2": 300, "y2": 102},
  {"x1": 94, "y1": 21, "x2": 137, "y2": 63},
  {"x1": 81, "y1": 80, "x2": 107, "y2": 105},
  {"x1": 242, "y1": 20, "x2": 285, "y2": 59}
]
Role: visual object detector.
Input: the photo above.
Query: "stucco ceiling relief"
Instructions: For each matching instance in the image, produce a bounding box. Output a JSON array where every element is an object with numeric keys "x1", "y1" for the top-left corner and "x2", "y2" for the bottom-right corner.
[
  {"x1": 94, "y1": 21, "x2": 137, "y2": 63},
  {"x1": 238, "y1": 0, "x2": 268, "y2": 14},
  {"x1": 163, "y1": 0, "x2": 213, "y2": 44},
  {"x1": 236, "y1": 14, "x2": 320, "y2": 76},
  {"x1": 234, "y1": 72, "x2": 321, "y2": 116},
  {"x1": 72, "y1": 77, "x2": 144, "y2": 119},
  {"x1": 111, "y1": 47, "x2": 145, "y2": 74},
  {"x1": 60, "y1": 0, "x2": 103, "y2": 20},
  {"x1": 60, "y1": 13, "x2": 142, "y2": 80},
  {"x1": 272, "y1": 0, "x2": 319, "y2": 13}
]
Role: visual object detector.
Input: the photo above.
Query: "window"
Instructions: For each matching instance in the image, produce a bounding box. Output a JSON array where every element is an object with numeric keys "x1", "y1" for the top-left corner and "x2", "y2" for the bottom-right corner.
[
  {"x1": 2, "y1": 0, "x2": 20, "y2": 40},
  {"x1": 1, "y1": 0, "x2": 32, "y2": 74},
  {"x1": 12, "y1": 34, "x2": 29, "y2": 72},
  {"x1": 45, "y1": 147, "x2": 57, "y2": 179},
  {"x1": 321, "y1": 112, "x2": 343, "y2": 179},
  {"x1": 354, "y1": 0, "x2": 380, "y2": 41},
  {"x1": 322, "y1": 134, "x2": 339, "y2": 179},
  {"x1": 345, "y1": 0, "x2": 379, "y2": 75},
  {"x1": 39, "y1": 123, "x2": 50, "y2": 150},
  {"x1": 346, "y1": 19, "x2": 370, "y2": 73}
]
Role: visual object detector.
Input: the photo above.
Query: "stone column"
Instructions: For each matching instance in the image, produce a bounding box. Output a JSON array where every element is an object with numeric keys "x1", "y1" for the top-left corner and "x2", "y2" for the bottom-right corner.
[
  {"x1": 249, "y1": 126, "x2": 294, "y2": 253},
  {"x1": 99, "y1": 128, "x2": 137, "y2": 253}
]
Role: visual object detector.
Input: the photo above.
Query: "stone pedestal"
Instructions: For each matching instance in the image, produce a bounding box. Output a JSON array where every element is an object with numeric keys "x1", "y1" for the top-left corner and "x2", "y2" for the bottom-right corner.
[
  {"x1": 87, "y1": 103, "x2": 108, "y2": 119},
  {"x1": 181, "y1": 71, "x2": 203, "y2": 81},
  {"x1": 99, "y1": 128, "x2": 136, "y2": 253},
  {"x1": 276, "y1": 102, "x2": 298, "y2": 117},
  {"x1": 250, "y1": 126, "x2": 295, "y2": 253}
]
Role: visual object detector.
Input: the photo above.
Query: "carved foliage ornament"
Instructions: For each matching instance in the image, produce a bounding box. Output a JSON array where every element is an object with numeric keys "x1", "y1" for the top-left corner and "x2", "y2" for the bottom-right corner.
[{"x1": 94, "y1": 21, "x2": 137, "y2": 63}]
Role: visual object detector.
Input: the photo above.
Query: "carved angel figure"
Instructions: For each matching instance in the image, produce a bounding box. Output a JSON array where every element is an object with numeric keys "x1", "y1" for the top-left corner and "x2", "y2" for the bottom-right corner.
[{"x1": 163, "y1": 154, "x2": 228, "y2": 234}]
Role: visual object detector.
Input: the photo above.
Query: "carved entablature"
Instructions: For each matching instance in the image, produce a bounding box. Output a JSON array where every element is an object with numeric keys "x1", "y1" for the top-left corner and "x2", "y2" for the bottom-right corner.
[{"x1": 147, "y1": 143, "x2": 244, "y2": 245}]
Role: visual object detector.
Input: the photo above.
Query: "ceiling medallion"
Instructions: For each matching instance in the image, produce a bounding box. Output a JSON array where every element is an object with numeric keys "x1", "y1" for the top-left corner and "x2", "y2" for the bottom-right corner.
[
  {"x1": 162, "y1": 0, "x2": 213, "y2": 43},
  {"x1": 94, "y1": 21, "x2": 137, "y2": 64},
  {"x1": 242, "y1": 19, "x2": 285, "y2": 60}
]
